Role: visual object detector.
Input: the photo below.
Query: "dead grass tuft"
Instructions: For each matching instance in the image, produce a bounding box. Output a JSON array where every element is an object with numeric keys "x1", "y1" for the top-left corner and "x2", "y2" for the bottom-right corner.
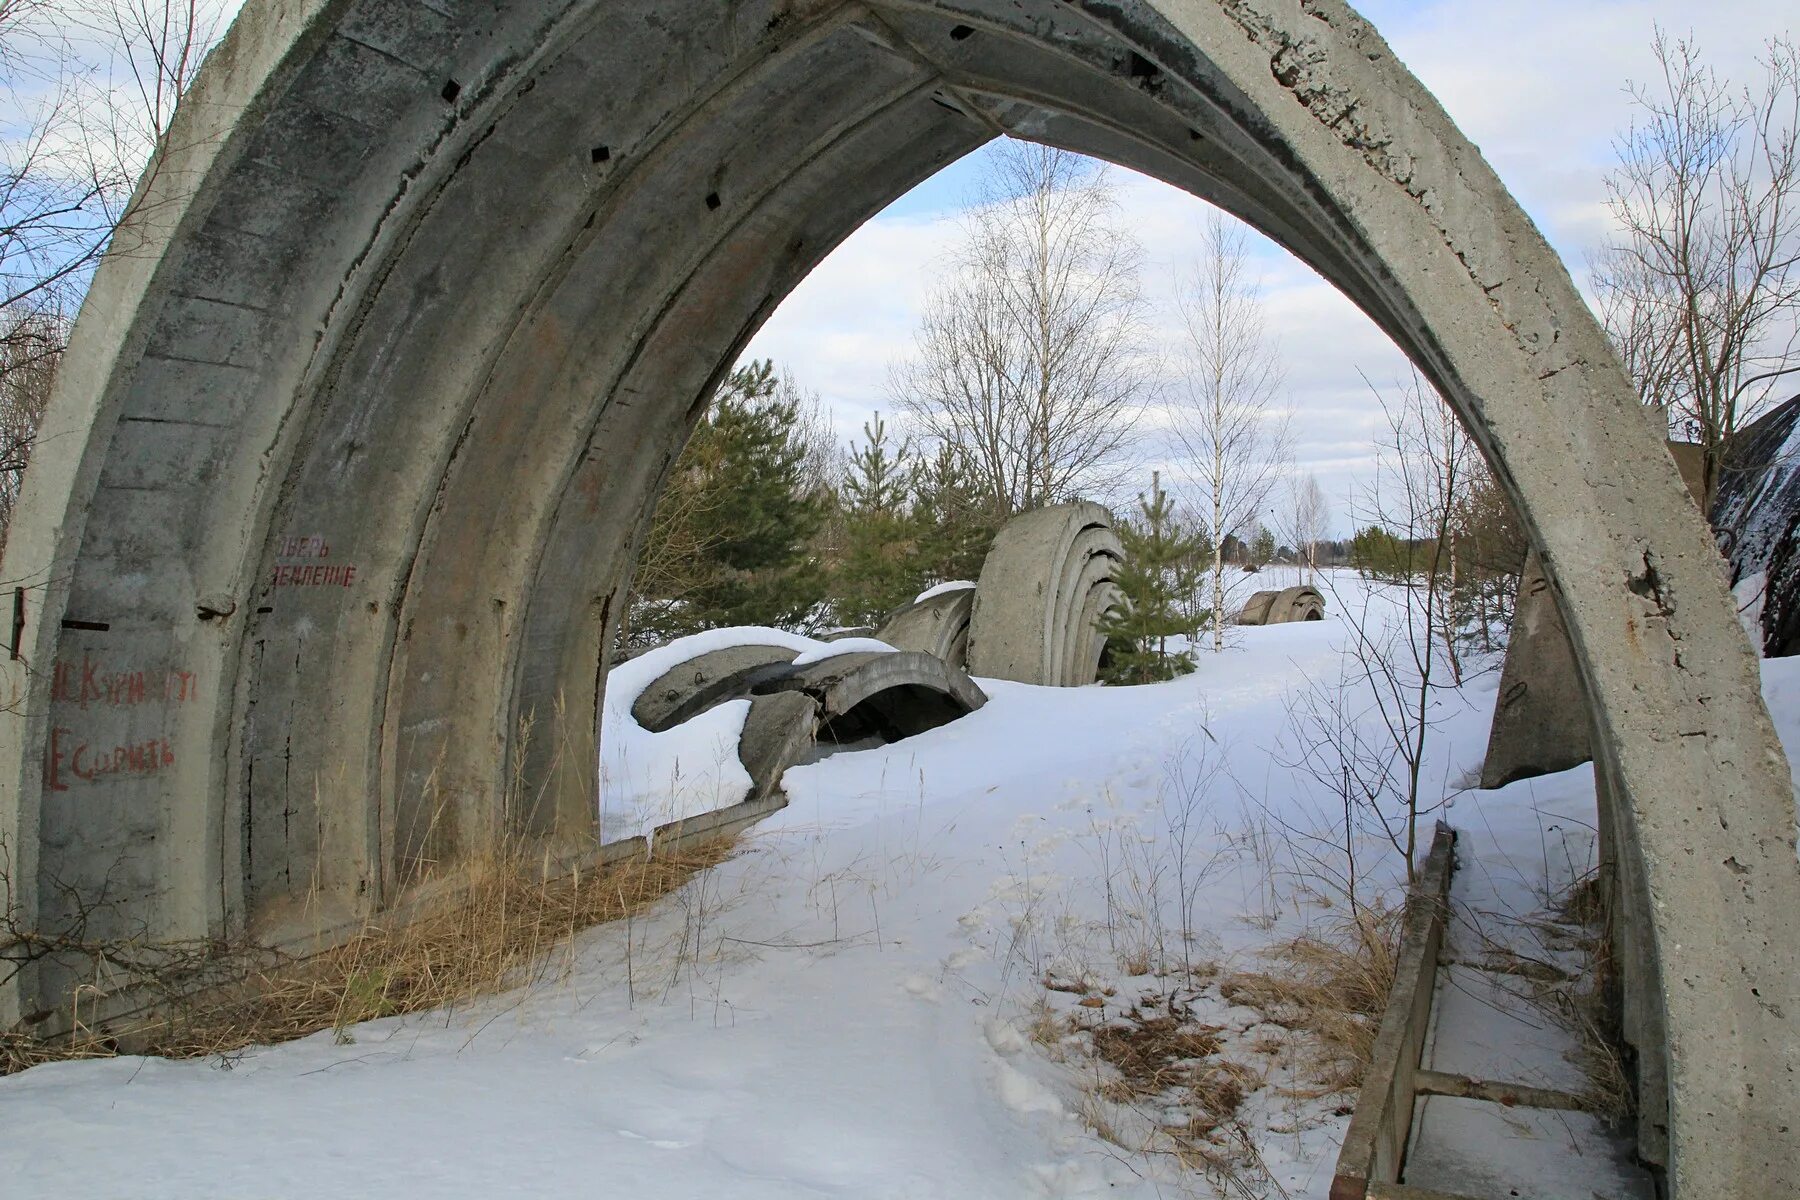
[
  {"x1": 1052, "y1": 990, "x2": 1265, "y2": 1181},
  {"x1": 1534, "y1": 872, "x2": 1632, "y2": 1122},
  {"x1": 3, "y1": 837, "x2": 735, "y2": 1074},
  {"x1": 1089, "y1": 1012, "x2": 1226, "y2": 1099},
  {"x1": 1554, "y1": 873, "x2": 1607, "y2": 927},
  {"x1": 1225, "y1": 902, "x2": 1402, "y2": 1092}
]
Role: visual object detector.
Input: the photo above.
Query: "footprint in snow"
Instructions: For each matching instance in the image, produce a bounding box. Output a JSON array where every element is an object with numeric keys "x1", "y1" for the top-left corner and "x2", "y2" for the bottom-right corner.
[
  {"x1": 902, "y1": 973, "x2": 942, "y2": 1001},
  {"x1": 615, "y1": 1129, "x2": 690, "y2": 1150}
]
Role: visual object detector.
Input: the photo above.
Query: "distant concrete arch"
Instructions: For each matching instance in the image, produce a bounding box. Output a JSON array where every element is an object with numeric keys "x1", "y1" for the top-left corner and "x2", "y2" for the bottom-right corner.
[
  {"x1": 0, "y1": 2, "x2": 1792, "y2": 1189},
  {"x1": 1235, "y1": 584, "x2": 1325, "y2": 625}
]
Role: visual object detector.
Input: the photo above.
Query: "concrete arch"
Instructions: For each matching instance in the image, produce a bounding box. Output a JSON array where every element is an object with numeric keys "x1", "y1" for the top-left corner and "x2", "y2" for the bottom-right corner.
[
  {"x1": 967, "y1": 500, "x2": 1123, "y2": 686},
  {"x1": 1236, "y1": 584, "x2": 1325, "y2": 625},
  {"x1": 755, "y1": 650, "x2": 988, "y2": 742},
  {"x1": 0, "y1": 1, "x2": 1792, "y2": 1190}
]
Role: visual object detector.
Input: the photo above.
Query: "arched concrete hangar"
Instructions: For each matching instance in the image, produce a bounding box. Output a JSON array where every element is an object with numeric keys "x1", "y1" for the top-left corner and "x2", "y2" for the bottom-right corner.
[{"x1": 0, "y1": 1, "x2": 1792, "y2": 1192}]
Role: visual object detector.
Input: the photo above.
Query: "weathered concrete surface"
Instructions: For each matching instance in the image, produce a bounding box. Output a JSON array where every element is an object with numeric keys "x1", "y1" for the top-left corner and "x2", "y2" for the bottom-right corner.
[
  {"x1": 755, "y1": 650, "x2": 986, "y2": 743},
  {"x1": 1477, "y1": 436, "x2": 1712, "y2": 1166},
  {"x1": 1480, "y1": 551, "x2": 1592, "y2": 790},
  {"x1": 966, "y1": 502, "x2": 1122, "y2": 686},
  {"x1": 631, "y1": 644, "x2": 802, "y2": 733},
  {"x1": 0, "y1": 1, "x2": 1791, "y2": 1188},
  {"x1": 875, "y1": 586, "x2": 974, "y2": 669},
  {"x1": 1234, "y1": 584, "x2": 1325, "y2": 625},
  {"x1": 1481, "y1": 440, "x2": 1707, "y2": 790},
  {"x1": 734, "y1": 691, "x2": 819, "y2": 803}
]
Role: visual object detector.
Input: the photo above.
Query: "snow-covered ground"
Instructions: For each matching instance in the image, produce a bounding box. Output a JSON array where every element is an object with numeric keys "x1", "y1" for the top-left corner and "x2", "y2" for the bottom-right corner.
[{"x1": 6, "y1": 574, "x2": 1796, "y2": 1199}]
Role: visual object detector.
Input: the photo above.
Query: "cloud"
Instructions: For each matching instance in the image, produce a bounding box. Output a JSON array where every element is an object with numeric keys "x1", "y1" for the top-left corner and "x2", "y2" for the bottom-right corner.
[
  {"x1": 746, "y1": 2, "x2": 1793, "y2": 535},
  {"x1": 747, "y1": 159, "x2": 1410, "y2": 530}
]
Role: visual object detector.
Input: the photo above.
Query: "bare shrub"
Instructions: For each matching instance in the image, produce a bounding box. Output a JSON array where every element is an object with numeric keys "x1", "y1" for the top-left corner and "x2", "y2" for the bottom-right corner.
[{"x1": 894, "y1": 141, "x2": 1150, "y2": 514}]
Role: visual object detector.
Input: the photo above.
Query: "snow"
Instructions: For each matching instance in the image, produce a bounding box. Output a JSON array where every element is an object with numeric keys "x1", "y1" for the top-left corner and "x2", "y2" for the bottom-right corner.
[
  {"x1": 913, "y1": 580, "x2": 976, "y2": 603},
  {"x1": 1735, "y1": 570, "x2": 1768, "y2": 646},
  {"x1": 7, "y1": 572, "x2": 1798, "y2": 1199},
  {"x1": 1406, "y1": 1101, "x2": 1648, "y2": 1200},
  {"x1": 790, "y1": 636, "x2": 896, "y2": 665}
]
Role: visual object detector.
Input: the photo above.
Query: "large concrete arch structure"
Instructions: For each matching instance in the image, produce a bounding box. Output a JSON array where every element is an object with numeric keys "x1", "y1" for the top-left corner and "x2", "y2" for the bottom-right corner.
[{"x1": 0, "y1": 0, "x2": 1793, "y2": 1190}]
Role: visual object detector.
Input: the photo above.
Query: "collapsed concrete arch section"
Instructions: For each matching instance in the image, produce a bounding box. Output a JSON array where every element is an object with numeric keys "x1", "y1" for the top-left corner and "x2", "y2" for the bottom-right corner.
[
  {"x1": 631, "y1": 644, "x2": 804, "y2": 734},
  {"x1": 754, "y1": 650, "x2": 987, "y2": 745},
  {"x1": 875, "y1": 586, "x2": 975, "y2": 670},
  {"x1": 966, "y1": 502, "x2": 1122, "y2": 686}
]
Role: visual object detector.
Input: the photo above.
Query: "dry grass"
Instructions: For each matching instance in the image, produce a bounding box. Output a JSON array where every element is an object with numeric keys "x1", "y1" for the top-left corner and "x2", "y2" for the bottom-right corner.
[
  {"x1": 1534, "y1": 871, "x2": 1632, "y2": 1122},
  {"x1": 1221, "y1": 902, "x2": 1402, "y2": 1093},
  {"x1": 1051, "y1": 989, "x2": 1265, "y2": 1180},
  {"x1": 2, "y1": 837, "x2": 735, "y2": 1074},
  {"x1": 1034, "y1": 895, "x2": 1402, "y2": 1191},
  {"x1": 1090, "y1": 1013, "x2": 1227, "y2": 1102}
]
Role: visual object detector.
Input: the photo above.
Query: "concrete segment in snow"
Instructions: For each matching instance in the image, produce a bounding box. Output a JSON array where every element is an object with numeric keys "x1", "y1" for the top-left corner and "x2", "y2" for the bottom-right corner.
[
  {"x1": 874, "y1": 587, "x2": 974, "y2": 670},
  {"x1": 734, "y1": 691, "x2": 820, "y2": 803},
  {"x1": 1234, "y1": 585, "x2": 1325, "y2": 625},
  {"x1": 753, "y1": 651, "x2": 987, "y2": 743},
  {"x1": 966, "y1": 502, "x2": 1121, "y2": 687},
  {"x1": 1479, "y1": 551, "x2": 1592, "y2": 790},
  {"x1": 631, "y1": 644, "x2": 802, "y2": 734}
]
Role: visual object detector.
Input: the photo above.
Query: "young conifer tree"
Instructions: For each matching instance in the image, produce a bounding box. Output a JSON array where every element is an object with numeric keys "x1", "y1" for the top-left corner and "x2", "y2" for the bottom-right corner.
[
  {"x1": 625, "y1": 360, "x2": 826, "y2": 645},
  {"x1": 911, "y1": 443, "x2": 1001, "y2": 585},
  {"x1": 1099, "y1": 472, "x2": 1206, "y2": 684},
  {"x1": 834, "y1": 413, "x2": 924, "y2": 626}
]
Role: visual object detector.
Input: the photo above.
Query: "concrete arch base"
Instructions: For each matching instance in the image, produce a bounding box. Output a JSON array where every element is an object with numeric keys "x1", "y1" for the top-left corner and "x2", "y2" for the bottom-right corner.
[{"x1": 0, "y1": 1, "x2": 1792, "y2": 1191}]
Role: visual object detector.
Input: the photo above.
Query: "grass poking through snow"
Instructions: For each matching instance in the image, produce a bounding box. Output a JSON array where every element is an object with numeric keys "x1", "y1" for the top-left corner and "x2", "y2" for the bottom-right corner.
[{"x1": 2, "y1": 837, "x2": 736, "y2": 1073}]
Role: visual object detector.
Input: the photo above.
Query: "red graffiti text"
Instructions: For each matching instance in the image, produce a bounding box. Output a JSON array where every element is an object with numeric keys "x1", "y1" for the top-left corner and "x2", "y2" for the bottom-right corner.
[
  {"x1": 50, "y1": 655, "x2": 198, "y2": 710},
  {"x1": 278, "y1": 534, "x2": 331, "y2": 558},
  {"x1": 270, "y1": 562, "x2": 358, "y2": 588},
  {"x1": 271, "y1": 531, "x2": 357, "y2": 588},
  {"x1": 46, "y1": 726, "x2": 176, "y2": 791}
]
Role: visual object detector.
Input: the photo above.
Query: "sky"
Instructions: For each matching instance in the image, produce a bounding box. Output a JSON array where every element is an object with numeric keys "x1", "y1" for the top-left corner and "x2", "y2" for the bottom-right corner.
[{"x1": 742, "y1": 0, "x2": 1798, "y2": 535}]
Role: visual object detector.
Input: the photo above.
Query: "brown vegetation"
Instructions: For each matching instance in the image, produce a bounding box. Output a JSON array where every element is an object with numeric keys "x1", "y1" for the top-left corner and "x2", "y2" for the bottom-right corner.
[{"x1": 2, "y1": 836, "x2": 735, "y2": 1073}]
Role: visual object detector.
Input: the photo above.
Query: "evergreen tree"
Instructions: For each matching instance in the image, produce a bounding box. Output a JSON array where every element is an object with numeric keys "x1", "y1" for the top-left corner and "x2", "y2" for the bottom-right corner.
[
  {"x1": 625, "y1": 360, "x2": 826, "y2": 645},
  {"x1": 1251, "y1": 524, "x2": 1277, "y2": 569},
  {"x1": 1350, "y1": 523, "x2": 1410, "y2": 581},
  {"x1": 1099, "y1": 474, "x2": 1206, "y2": 684},
  {"x1": 912, "y1": 443, "x2": 1002, "y2": 585},
  {"x1": 834, "y1": 414, "x2": 927, "y2": 626},
  {"x1": 842, "y1": 412, "x2": 912, "y2": 514}
]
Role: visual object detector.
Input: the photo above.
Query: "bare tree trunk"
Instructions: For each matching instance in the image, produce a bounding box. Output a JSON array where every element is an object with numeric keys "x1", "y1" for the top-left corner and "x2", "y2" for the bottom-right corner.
[
  {"x1": 1173, "y1": 214, "x2": 1292, "y2": 652},
  {"x1": 891, "y1": 142, "x2": 1149, "y2": 513}
]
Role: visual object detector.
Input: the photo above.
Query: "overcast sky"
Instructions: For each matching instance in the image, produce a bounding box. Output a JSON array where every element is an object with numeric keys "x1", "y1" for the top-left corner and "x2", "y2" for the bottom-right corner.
[{"x1": 743, "y1": 0, "x2": 1797, "y2": 534}]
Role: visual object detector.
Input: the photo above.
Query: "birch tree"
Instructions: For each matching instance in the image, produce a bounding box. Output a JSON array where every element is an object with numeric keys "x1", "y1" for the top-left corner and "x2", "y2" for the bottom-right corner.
[
  {"x1": 1171, "y1": 213, "x2": 1291, "y2": 651},
  {"x1": 1283, "y1": 471, "x2": 1329, "y2": 584},
  {"x1": 893, "y1": 142, "x2": 1148, "y2": 513},
  {"x1": 1596, "y1": 30, "x2": 1800, "y2": 505}
]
